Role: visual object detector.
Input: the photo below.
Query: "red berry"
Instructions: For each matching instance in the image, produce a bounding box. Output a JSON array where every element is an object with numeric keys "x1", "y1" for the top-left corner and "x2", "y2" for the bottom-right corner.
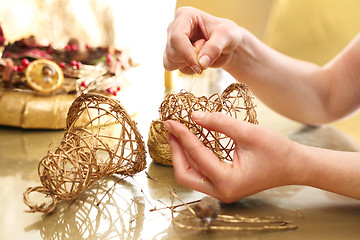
[
  {"x1": 107, "y1": 87, "x2": 118, "y2": 96},
  {"x1": 59, "y1": 62, "x2": 66, "y2": 68},
  {"x1": 76, "y1": 61, "x2": 82, "y2": 69},
  {"x1": 21, "y1": 58, "x2": 30, "y2": 67},
  {"x1": 106, "y1": 53, "x2": 113, "y2": 63},
  {"x1": 86, "y1": 44, "x2": 91, "y2": 50},
  {"x1": 81, "y1": 81, "x2": 87, "y2": 88},
  {"x1": 18, "y1": 65, "x2": 24, "y2": 71},
  {"x1": 116, "y1": 86, "x2": 121, "y2": 91},
  {"x1": 71, "y1": 44, "x2": 78, "y2": 51},
  {"x1": 12, "y1": 65, "x2": 18, "y2": 72},
  {"x1": 65, "y1": 44, "x2": 71, "y2": 51},
  {"x1": 0, "y1": 36, "x2": 5, "y2": 46},
  {"x1": 70, "y1": 60, "x2": 77, "y2": 67}
]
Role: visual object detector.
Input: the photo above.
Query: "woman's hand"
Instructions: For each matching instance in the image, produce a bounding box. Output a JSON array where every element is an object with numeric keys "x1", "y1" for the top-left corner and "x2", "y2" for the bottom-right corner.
[
  {"x1": 164, "y1": 111, "x2": 300, "y2": 203},
  {"x1": 163, "y1": 6, "x2": 246, "y2": 75},
  {"x1": 165, "y1": 111, "x2": 360, "y2": 201}
]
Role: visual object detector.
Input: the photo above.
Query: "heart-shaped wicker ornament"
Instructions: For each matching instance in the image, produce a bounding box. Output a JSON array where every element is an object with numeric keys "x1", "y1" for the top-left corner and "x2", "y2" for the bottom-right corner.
[
  {"x1": 24, "y1": 93, "x2": 146, "y2": 213},
  {"x1": 148, "y1": 83, "x2": 258, "y2": 166}
]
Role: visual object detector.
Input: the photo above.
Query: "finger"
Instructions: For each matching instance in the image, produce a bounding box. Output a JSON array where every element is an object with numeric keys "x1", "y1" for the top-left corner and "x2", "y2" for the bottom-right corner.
[
  {"x1": 198, "y1": 24, "x2": 240, "y2": 70},
  {"x1": 163, "y1": 46, "x2": 189, "y2": 71},
  {"x1": 167, "y1": 10, "x2": 207, "y2": 73},
  {"x1": 167, "y1": 132, "x2": 195, "y2": 173},
  {"x1": 167, "y1": 131, "x2": 202, "y2": 173},
  {"x1": 164, "y1": 45, "x2": 201, "y2": 74},
  {"x1": 179, "y1": 66, "x2": 197, "y2": 75},
  {"x1": 168, "y1": 31, "x2": 202, "y2": 74},
  {"x1": 197, "y1": 37, "x2": 224, "y2": 70},
  {"x1": 167, "y1": 131, "x2": 217, "y2": 195},
  {"x1": 164, "y1": 120, "x2": 224, "y2": 181},
  {"x1": 176, "y1": 39, "x2": 206, "y2": 74},
  {"x1": 193, "y1": 39, "x2": 206, "y2": 54},
  {"x1": 191, "y1": 111, "x2": 255, "y2": 143},
  {"x1": 167, "y1": 133, "x2": 204, "y2": 182}
]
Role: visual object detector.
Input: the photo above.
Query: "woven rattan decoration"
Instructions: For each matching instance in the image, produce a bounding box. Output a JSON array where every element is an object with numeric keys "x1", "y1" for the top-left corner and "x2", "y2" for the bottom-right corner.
[
  {"x1": 23, "y1": 93, "x2": 146, "y2": 213},
  {"x1": 148, "y1": 83, "x2": 258, "y2": 166}
]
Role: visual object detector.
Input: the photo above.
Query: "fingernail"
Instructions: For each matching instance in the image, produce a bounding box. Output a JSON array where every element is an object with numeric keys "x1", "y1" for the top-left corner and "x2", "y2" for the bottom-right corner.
[
  {"x1": 198, "y1": 55, "x2": 211, "y2": 70},
  {"x1": 166, "y1": 132, "x2": 174, "y2": 143},
  {"x1": 192, "y1": 111, "x2": 206, "y2": 120},
  {"x1": 191, "y1": 64, "x2": 202, "y2": 74},
  {"x1": 163, "y1": 121, "x2": 172, "y2": 131}
]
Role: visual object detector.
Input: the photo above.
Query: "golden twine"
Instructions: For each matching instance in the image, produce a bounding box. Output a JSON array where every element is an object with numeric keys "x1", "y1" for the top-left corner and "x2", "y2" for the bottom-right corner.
[
  {"x1": 23, "y1": 93, "x2": 146, "y2": 213},
  {"x1": 145, "y1": 171, "x2": 298, "y2": 234},
  {"x1": 148, "y1": 83, "x2": 258, "y2": 166},
  {"x1": 169, "y1": 192, "x2": 297, "y2": 233}
]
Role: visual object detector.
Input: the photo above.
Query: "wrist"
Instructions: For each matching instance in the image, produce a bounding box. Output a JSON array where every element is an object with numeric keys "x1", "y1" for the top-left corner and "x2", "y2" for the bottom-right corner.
[{"x1": 283, "y1": 141, "x2": 311, "y2": 186}]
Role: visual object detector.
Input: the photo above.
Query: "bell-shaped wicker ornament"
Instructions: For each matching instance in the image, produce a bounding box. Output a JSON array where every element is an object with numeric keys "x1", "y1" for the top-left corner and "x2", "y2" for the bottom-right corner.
[{"x1": 24, "y1": 93, "x2": 146, "y2": 213}]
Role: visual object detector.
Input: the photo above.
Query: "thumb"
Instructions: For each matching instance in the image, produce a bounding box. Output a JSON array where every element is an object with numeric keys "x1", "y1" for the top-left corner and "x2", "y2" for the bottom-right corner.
[
  {"x1": 196, "y1": 32, "x2": 227, "y2": 70},
  {"x1": 197, "y1": 25, "x2": 240, "y2": 70}
]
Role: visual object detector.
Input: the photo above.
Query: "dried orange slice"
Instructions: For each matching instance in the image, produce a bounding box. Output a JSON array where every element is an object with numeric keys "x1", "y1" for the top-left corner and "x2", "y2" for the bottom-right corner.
[{"x1": 25, "y1": 59, "x2": 64, "y2": 94}]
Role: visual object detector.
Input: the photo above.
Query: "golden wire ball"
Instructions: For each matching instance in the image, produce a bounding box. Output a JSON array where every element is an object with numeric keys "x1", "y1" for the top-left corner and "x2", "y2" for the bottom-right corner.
[{"x1": 148, "y1": 83, "x2": 258, "y2": 166}]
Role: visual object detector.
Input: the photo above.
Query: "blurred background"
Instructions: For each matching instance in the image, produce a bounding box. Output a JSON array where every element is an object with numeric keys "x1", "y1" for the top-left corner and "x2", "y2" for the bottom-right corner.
[
  {"x1": 1, "y1": 0, "x2": 360, "y2": 140},
  {"x1": 0, "y1": 0, "x2": 177, "y2": 126}
]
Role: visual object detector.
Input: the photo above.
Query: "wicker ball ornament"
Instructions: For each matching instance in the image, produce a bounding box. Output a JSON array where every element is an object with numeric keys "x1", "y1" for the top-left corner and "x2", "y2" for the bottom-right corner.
[
  {"x1": 24, "y1": 93, "x2": 146, "y2": 213},
  {"x1": 148, "y1": 83, "x2": 258, "y2": 166}
]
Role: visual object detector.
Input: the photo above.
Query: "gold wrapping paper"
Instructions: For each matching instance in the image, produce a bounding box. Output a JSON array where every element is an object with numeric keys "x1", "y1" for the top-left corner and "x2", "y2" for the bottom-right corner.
[
  {"x1": 0, "y1": 89, "x2": 75, "y2": 129},
  {"x1": 0, "y1": 88, "x2": 136, "y2": 129}
]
